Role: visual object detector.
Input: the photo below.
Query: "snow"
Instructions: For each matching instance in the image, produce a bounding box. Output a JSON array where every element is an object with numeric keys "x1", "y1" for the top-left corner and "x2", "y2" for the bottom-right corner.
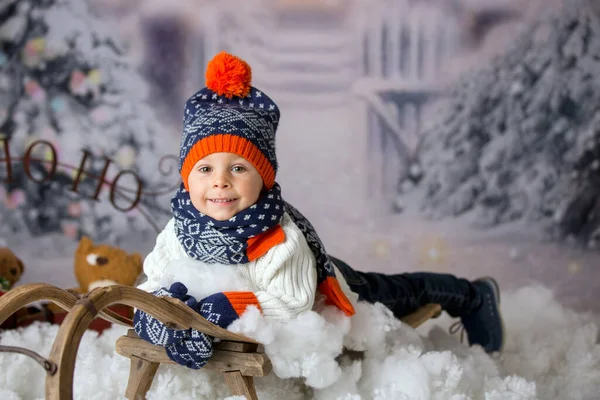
[{"x1": 1, "y1": 284, "x2": 599, "y2": 399}]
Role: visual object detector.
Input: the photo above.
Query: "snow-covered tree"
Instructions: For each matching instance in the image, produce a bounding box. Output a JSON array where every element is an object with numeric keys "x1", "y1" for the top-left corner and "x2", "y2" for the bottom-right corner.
[
  {"x1": 0, "y1": 0, "x2": 178, "y2": 244},
  {"x1": 400, "y1": 0, "x2": 600, "y2": 247}
]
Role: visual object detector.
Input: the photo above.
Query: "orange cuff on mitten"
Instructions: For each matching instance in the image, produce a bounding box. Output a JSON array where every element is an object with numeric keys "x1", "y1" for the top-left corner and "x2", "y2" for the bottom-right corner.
[{"x1": 223, "y1": 291, "x2": 262, "y2": 317}]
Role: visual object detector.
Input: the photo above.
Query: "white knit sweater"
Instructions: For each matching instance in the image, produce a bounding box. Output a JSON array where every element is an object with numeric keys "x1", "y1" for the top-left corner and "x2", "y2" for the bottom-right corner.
[{"x1": 138, "y1": 212, "x2": 358, "y2": 319}]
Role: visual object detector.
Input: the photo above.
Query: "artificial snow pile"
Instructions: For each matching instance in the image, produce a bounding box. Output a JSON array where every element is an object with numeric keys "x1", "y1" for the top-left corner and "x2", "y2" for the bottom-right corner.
[
  {"x1": 402, "y1": 0, "x2": 600, "y2": 247},
  {"x1": 1, "y1": 284, "x2": 600, "y2": 399}
]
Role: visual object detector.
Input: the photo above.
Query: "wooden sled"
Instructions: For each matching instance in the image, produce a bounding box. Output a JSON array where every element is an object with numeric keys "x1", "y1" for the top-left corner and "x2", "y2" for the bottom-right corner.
[{"x1": 0, "y1": 283, "x2": 442, "y2": 400}]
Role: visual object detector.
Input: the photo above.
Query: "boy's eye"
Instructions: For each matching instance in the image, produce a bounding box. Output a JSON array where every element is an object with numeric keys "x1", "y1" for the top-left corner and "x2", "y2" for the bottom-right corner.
[
  {"x1": 232, "y1": 165, "x2": 246, "y2": 172},
  {"x1": 198, "y1": 166, "x2": 211, "y2": 173}
]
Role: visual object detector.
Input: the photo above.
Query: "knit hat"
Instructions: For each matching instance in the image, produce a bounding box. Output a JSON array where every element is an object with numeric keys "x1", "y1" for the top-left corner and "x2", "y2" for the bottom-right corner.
[{"x1": 179, "y1": 52, "x2": 281, "y2": 191}]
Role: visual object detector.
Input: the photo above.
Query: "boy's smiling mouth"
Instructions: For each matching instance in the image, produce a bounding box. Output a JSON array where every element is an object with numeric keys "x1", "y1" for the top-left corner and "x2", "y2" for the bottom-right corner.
[{"x1": 209, "y1": 198, "x2": 237, "y2": 204}]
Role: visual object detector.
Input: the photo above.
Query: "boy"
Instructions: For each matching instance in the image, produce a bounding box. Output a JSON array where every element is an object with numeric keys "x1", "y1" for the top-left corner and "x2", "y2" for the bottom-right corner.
[{"x1": 134, "y1": 52, "x2": 504, "y2": 370}]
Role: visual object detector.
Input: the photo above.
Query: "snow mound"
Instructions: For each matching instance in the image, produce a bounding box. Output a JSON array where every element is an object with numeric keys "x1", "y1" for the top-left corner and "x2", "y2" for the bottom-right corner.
[{"x1": 1, "y1": 284, "x2": 600, "y2": 399}]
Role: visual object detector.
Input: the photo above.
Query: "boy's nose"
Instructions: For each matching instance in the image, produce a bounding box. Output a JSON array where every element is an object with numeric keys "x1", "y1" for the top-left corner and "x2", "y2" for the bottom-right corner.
[{"x1": 213, "y1": 174, "x2": 230, "y2": 188}]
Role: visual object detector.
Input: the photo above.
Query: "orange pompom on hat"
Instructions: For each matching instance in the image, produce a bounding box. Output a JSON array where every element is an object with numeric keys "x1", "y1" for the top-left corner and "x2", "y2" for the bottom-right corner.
[{"x1": 179, "y1": 52, "x2": 280, "y2": 191}]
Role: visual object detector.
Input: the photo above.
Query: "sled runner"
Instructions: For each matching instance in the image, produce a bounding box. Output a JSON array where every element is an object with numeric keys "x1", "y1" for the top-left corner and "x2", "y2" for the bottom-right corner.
[{"x1": 0, "y1": 283, "x2": 441, "y2": 400}]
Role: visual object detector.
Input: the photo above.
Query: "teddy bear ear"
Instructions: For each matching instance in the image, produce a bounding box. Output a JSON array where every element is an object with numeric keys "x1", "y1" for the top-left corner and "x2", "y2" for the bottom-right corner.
[{"x1": 77, "y1": 236, "x2": 93, "y2": 253}]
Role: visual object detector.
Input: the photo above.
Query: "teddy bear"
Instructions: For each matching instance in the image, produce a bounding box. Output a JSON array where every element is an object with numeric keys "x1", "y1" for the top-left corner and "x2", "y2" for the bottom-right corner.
[
  {"x1": 0, "y1": 248, "x2": 24, "y2": 295},
  {"x1": 74, "y1": 236, "x2": 143, "y2": 293}
]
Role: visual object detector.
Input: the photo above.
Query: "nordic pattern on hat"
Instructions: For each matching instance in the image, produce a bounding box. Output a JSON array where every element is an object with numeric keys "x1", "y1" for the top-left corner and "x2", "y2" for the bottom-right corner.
[{"x1": 179, "y1": 87, "x2": 280, "y2": 174}]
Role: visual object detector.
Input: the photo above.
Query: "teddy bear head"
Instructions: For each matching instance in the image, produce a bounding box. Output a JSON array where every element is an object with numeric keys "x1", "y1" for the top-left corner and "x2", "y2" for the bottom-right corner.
[
  {"x1": 0, "y1": 248, "x2": 24, "y2": 291},
  {"x1": 74, "y1": 236, "x2": 143, "y2": 293}
]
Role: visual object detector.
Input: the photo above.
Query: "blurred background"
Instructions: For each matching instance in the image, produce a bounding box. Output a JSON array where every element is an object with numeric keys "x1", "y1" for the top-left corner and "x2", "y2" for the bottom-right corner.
[{"x1": 2, "y1": 0, "x2": 599, "y2": 313}]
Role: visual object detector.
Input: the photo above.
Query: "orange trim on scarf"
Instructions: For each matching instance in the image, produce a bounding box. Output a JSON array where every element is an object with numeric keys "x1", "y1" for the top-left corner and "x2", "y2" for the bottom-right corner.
[
  {"x1": 181, "y1": 134, "x2": 275, "y2": 192},
  {"x1": 318, "y1": 277, "x2": 356, "y2": 316},
  {"x1": 246, "y1": 224, "x2": 285, "y2": 261},
  {"x1": 223, "y1": 291, "x2": 262, "y2": 317}
]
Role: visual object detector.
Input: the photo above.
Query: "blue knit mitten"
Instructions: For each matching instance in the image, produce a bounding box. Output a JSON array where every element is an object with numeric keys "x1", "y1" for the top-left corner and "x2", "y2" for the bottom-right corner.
[
  {"x1": 197, "y1": 291, "x2": 261, "y2": 329},
  {"x1": 158, "y1": 291, "x2": 257, "y2": 370},
  {"x1": 134, "y1": 282, "x2": 197, "y2": 346},
  {"x1": 161, "y1": 291, "x2": 258, "y2": 370},
  {"x1": 165, "y1": 328, "x2": 214, "y2": 370}
]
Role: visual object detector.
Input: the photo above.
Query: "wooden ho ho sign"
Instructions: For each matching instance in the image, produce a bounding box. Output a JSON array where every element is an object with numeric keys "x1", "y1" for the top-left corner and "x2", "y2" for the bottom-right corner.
[
  {"x1": 0, "y1": 135, "x2": 183, "y2": 239},
  {"x1": 0, "y1": 137, "x2": 144, "y2": 213}
]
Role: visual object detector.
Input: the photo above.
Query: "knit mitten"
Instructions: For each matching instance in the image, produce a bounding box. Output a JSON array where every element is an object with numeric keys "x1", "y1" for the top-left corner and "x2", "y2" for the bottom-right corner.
[
  {"x1": 165, "y1": 329, "x2": 214, "y2": 370},
  {"x1": 134, "y1": 282, "x2": 197, "y2": 346},
  {"x1": 197, "y1": 292, "x2": 261, "y2": 329}
]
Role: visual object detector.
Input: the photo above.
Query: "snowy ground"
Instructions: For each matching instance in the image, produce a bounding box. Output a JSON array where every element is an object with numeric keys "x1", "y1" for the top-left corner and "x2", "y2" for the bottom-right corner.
[{"x1": 1, "y1": 284, "x2": 600, "y2": 399}]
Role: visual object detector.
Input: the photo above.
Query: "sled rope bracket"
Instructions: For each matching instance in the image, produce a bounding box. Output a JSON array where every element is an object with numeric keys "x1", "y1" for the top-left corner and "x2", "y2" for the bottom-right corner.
[
  {"x1": 74, "y1": 293, "x2": 97, "y2": 315},
  {"x1": 0, "y1": 344, "x2": 57, "y2": 375}
]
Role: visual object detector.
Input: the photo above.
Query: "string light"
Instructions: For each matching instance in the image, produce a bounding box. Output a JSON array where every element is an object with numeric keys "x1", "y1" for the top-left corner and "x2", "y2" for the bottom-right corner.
[{"x1": 417, "y1": 235, "x2": 448, "y2": 266}]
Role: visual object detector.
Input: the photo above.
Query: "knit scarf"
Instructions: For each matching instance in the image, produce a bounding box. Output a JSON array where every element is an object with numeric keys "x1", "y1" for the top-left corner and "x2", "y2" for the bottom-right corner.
[{"x1": 171, "y1": 183, "x2": 355, "y2": 316}]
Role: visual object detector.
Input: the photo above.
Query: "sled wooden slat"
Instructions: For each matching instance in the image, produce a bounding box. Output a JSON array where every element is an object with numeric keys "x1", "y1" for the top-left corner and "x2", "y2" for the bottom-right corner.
[
  {"x1": 126, "y1": 356, "x2": 160, "y2": 400},
  {"x1": 0, "y1": 283, "x2": 77, "y2": 326},
  {"x1": 0, "y1": 283, "x2": 133, "y2": 328},
  {"x1": 224, "y1": 370, "x2": 259, "y2": 400},
  {"x1": 401, "y1": 303, "x2": 442, "y2": 327},
  {"x1": 213, "y1": 340, "x2": 259, "y2": 353},
  {"x1": 116, "y1": 333, "x2": 271, "y2": 377},
  {"x1": 124, "y1": 328, "x2": 260, "y2": 353}
]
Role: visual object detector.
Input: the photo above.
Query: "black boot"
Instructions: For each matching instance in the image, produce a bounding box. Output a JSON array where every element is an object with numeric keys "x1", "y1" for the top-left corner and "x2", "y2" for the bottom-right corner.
[{"x1": 452, "y1": 277, "x2": 505, "y2": 353}]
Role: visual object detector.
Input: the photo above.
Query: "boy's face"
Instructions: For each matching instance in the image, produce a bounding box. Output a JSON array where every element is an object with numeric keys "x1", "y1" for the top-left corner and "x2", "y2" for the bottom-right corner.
[{"x1": 187, "y1": 152, "x2": 263, "y2": 221}]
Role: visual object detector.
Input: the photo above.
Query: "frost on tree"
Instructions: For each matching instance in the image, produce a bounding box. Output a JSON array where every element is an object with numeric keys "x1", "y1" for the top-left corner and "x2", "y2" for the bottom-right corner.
[
  {"x1": 403, "y1": 0, "x2": 600, "y2": 247},
  {"x1": 0, "y1": 0, "x2": 177, "y2": 244}
]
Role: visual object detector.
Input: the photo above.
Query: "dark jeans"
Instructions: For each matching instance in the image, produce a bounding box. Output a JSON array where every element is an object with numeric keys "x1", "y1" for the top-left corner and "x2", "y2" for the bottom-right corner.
[{"x1": 330, "y1": 256, "x2": 482, "y2": 319}]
